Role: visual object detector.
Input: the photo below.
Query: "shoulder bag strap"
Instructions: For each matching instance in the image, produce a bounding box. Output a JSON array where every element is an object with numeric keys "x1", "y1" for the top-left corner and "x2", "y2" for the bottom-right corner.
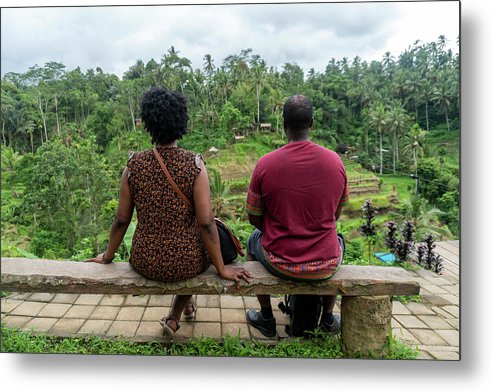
[{"x1": 152, "y1": 147, "x2": 193, "y2": 207}]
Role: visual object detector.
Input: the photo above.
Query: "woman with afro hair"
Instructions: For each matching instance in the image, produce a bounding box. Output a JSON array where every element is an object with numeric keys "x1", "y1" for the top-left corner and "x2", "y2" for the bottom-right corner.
[{"x1": 86, "y1": 87, "x2": 252, "y2": 337}]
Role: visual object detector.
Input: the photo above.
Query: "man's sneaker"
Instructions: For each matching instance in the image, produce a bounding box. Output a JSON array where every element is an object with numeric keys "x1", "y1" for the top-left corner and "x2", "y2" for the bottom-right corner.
[
  {"x1": 319, "y1": 313, "x2": 341, "y2": 334},
  {"x1": 246, "y1": 309, "x2": 277, "y2": 338}
]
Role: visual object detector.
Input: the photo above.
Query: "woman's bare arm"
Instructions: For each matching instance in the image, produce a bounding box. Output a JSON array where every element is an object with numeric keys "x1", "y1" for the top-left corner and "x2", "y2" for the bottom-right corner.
[{"x1": 193, "y1": 160, "x2": 252, "y2": 287}]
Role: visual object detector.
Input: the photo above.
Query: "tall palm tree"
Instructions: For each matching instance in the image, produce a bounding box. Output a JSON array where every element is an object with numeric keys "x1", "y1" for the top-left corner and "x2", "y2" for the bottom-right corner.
[
  {"x1": 386, "y1": 101, "x2": 410, "y2": 173},
  {"x1": 431, "y1": 74, "x2": 453, "y2": 132},
  {"x1": 250, "y1": 60, "x2": 267, "y2": 126},
  {"x1": 367, "y1": 102, "x2": 387, "y2": 174},
  {"x1": 401, "y1": 123, "x2": 426, "y2": 175}
]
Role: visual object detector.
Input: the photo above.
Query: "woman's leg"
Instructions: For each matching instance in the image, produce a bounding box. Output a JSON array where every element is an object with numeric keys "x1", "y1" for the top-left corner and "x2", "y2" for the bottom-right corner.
[{"x1": 166, "y1": 294, "x2": 193, "y2": 331}]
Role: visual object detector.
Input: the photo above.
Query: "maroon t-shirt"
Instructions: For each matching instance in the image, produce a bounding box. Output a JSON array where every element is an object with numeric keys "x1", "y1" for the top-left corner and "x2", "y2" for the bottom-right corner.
[{"x1": 246, "y1": 140, "x2": 349, "y2": 264}]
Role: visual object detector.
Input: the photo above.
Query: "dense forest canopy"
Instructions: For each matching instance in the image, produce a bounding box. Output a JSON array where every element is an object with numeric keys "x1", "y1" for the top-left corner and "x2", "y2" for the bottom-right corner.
[{"x1": 1, "y1": 36, "x2": 459, "y2": 260}]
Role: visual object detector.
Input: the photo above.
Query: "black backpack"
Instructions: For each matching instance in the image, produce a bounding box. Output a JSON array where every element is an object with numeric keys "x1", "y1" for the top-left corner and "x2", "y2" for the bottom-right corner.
[
  {"x1": 278, "y1": 294, "x2": 323, "y2": 338},
  {"x1": 278, "y1": 234, "x2": 345, "y2": 338}
]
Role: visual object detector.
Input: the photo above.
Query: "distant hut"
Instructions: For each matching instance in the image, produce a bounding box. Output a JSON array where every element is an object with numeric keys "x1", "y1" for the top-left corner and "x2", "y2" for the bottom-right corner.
[{"x1": 259, "y1": 123, "x2": 272, "y2": 132}]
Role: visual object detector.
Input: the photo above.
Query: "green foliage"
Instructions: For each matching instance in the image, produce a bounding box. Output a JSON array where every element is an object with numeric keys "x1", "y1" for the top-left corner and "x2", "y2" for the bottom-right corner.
[{"x1": 0, "y1": 326, "x2": 417, "y2": 359}]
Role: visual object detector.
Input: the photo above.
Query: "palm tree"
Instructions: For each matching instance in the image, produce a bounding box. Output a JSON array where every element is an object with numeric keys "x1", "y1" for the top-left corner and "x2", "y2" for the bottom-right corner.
[
  {"x1": 401, "y1": 123, "x2": 426, "y2": 175},
  {"x1": 386, "y1": 101, "x2": 410, "y2": 173},
  {"x1": 366, "y1": 102, "x2": 387, "y2": 174},
  {"x1": 431, "y1": 74, "x2": 453, "y2": 132},
  {"x1": 250, "y1": 59, "x2": 267, "y2": 127}
]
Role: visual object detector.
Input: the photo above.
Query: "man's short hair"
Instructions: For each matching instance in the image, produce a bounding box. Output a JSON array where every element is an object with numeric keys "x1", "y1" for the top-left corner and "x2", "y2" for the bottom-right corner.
[{"x1": 283, "y1": 95, "x2": 313, "y2": 132}]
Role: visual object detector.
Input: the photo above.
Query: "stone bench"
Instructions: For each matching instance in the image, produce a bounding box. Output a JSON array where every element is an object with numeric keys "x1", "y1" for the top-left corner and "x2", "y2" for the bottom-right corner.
[{"x1": 1, "y1": 257, "x2": 420, "y2": 357}]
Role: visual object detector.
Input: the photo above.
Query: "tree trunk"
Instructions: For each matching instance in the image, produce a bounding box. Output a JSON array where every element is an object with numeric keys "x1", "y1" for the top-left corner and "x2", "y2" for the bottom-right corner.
[
  {"x1": 1, "y1": 121, "x2": 6, "y2": 146},
  {"x1": 379, "y1": 127, "x2": 383, "y2": 175},
  {"x1": 341, "y1": 295, "x2": 392, "y2": 358},
  {"x1": 128, "y1": 93, "x2": 136, "y2": 132},
  {"x1": 37, "y1": 95, "x2": 48, "y2": 141},
  {"x1": 445, "y1": 106, "x2": 450, "y2": 132},
  {"x1": 256, "y1": 83, "x2": 260, "y2": 126},
  {"x1": 425, "y1": 101, "x2": 429, "y2": 132},
  {"x1": 54, "y1": 95, "x2": 61, "y2": 135},
  {"x1": 393, "y1": 128, "x2": 396, "y2": 174}
]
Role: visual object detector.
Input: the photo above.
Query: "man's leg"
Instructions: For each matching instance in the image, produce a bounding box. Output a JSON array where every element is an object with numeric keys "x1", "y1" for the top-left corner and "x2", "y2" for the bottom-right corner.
[
  {"x1": 245, "y1": 230, "x2": 277, "y2": 337},
  {"x1": 247, "y1": 250, "x2": 274, "y2": 319},
  {"x1": 320, "y1": 296, "x2": 340, "y2": 333}
]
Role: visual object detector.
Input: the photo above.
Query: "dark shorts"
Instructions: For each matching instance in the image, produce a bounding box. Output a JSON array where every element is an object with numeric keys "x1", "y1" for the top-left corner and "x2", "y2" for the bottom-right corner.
[{"x1": 246, "y1": 229, "x2": 345, "y2": 283}]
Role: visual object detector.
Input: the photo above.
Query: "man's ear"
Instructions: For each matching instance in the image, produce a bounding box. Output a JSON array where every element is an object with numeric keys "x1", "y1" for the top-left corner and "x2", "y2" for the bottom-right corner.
[{"x1": 309, "y1": 118, "x2": 314, "y2": 128}]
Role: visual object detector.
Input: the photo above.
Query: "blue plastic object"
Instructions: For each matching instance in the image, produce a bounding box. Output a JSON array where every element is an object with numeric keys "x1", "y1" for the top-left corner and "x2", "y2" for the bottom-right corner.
[{"x1": 374, "y1": 252, "x2": 397, "y2": 264}]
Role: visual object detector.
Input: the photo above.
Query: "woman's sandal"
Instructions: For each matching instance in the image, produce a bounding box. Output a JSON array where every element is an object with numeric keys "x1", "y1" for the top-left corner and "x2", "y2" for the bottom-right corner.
[
  {"x1": 160, "y1": 316, "x2": 180, "y2": 338},
  {"x1": 183, "y1": 299, "x2": 196, "y2": 321}
]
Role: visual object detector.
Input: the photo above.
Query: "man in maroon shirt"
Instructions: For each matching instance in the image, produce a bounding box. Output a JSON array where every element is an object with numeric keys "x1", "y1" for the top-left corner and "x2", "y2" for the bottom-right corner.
[{"x1": 245, "y1": 95, "x2": 349, "y2": 337}]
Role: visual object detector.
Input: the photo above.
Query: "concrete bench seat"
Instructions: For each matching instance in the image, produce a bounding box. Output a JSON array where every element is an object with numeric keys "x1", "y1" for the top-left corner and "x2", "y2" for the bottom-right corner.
[{"x1": 1, "y1": 257, "x2": 420, "y2": 357}]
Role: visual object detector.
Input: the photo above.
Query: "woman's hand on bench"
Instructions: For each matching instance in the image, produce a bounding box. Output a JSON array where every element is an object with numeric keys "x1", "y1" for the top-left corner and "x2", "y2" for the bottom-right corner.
[
  {"x1": 85, "y1": 253, "x2": 114, "y2": 264},
  {"x1": 218, "y1": 265, "x2": 253, "y2": 289}
]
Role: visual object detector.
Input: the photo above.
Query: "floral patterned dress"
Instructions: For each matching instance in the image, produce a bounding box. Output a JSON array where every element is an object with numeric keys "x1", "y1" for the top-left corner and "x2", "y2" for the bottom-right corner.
[{"x1": 126, "y1": 146, "x2": 210, "y2": 282}]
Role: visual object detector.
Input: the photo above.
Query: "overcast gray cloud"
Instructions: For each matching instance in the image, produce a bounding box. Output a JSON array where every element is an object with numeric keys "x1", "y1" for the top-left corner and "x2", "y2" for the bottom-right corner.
[{"x1": 1, "y1": 2, "x2": 459, "y2": 77}]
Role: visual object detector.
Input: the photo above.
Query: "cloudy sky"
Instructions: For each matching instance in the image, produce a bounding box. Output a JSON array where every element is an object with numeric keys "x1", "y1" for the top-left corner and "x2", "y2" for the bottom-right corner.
[{"x1": 1, "y1": 1, "x2": 459, "y2": 77}]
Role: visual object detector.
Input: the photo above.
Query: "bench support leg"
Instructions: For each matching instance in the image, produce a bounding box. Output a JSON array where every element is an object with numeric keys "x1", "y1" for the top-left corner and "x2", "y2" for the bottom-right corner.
[{"x1": 341, "y1": 295, "x2": 392, "y2": 358}]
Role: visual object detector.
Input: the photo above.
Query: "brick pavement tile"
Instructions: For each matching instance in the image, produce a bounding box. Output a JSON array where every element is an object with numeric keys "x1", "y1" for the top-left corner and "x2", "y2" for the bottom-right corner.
[
  {"x1": 431, "y1": 306, "x2": 454, "y2": 319},
  {"x1": 2, "y1": 316, "x2": 32, "y2": 329},
  {"x1": 8, "y1": 293, "x2": 32, "y2": 300},
  {"x1": 393, "y1": 315, "x2": 427, "y2": 329},
  {"x1": 10, "y1": 301, "x2": 47, "y2": 317},
  {"x1": 405, "y1": 303, "x2": 436, "y2": 315},
  {"x1": 441, "y1": 305, "x2": 459, "y2": 318},
  {"x1": 148, "y1": 295, "x2": 174, "y2": 307},
  {"x1": 270, "y1": 296, "x2": 283, "y2": 308},
  {"x1": 417, "y1": 350, "x2": 434, "y2": 360},
  {"x1": 435, "y1": 329, "x2": 460, "y2": 346},
  {"x1": 391, "y1": 317, "x2": 403, "y2": 328},
  {"x1": 422, "y1": 276, "x2": 452, "y2": 286},
  {"x1": 418, "y1": 315, "x2": 453, "y2": 330},
  {"x1": 50, "y1": 318, "x2": 85, "y2": 335},
  {"x1": 392, "y1": 328, "x2": 419, "y2": 345},
  {"x1": 193, "y1": 322, "x2": 221, "y2": 338},
  {"x1": 222, "y1": 323, "x2": 250, "y2": 339},
  {"x1": 392, "y1": 301, "x2": 411, "y2": 314},
  {"x1": 242, "y1": 296, "x2": 259, "y2": 309},
  {"x1": 439, "y1": 294, "x2": 459, "y2": 306},
  {"x1": 441, "y1": 285, "x2": 459, "y2": 295},
  {"x1": 220, "y1": 295, "x2": 245, "y2": 309},
  {"x1": 273, "y1": 310, "x2": 290, "y2": 326},
  {"x1": 64, "y1": 305, "x2": 95, "y2": 319},
  {"x1": 221, "y1": 308, "x2": 247, "y2": 323},
  {"x1": 446, "y1": 318, "x2": 459, "y2": 329},
  {"x1": 26, "y1": 293, "x2": 55, "y2": 302},
  {"x1": 418, "y1": 287, "x2": 432, "y2": 296},
  {"x1": 99, "y1": 295, "x2": 126, "y2": 306},
  {"x1": 277, "y1": 325, "x2": 289, "y2": 339},
  {"x1": 78, "y1": 320, "x2": 112, "y2": 335},
  {"x1": 195, "y1": 307, "x2": 220, "y2": 322},
  {"x1": 74, "y1": 294, "x2": 103, "y2": 306},
  {"x1": 408, "y1": 329, "x2": 448, "y2": 346},
  {"x1": 106, "y1": 321, "x2": 140, "y2": 337},
  {"x1": 89, "y1": 306, "x2": 120, "y2": 320},
  {"x1": 428, "y1": 350, "x2": 459, "y2": 360},
  {"x1": 174, "y1": 321, "x2": 193, "y2": 339},
  {"x1": 37, "y1": 303, "x2": 71, "y2": 318},
  {"x1": 136, "y1": 321, "x2": 163, "y2": 338},
  {"x1": 142, "y1": 307, "x2": 168, "y2": 321},
  {"x1": 196, "y1": 295, "x2": 220, "y2": 308},
  {"x1": 23, "y1": 317, "x2": 58, "y2": 332},
  {"x1": 115, "y1": 306, "x2": 145, "y2": 321},
  {"x1": 123, "y1": 295, "x2": 149, "y2": 306},
  {"x1": 1, "y1": 298, "x2": 23, "y2": 313},
  {"x1": 419, "y1": 345, "x2": 458, "y2": 352},
  {"x1": 415, "y1": 269, "x2": 439, "y2": 279},
  {"x1": 421, "y1": 284, "x2": 449, "y2": 294},
  {"x1": 421, "y1": 295, "x2": 452, "y2": 306},
  {"x1": 52, "y1": 293, "x2": 80, "y2": 304}
]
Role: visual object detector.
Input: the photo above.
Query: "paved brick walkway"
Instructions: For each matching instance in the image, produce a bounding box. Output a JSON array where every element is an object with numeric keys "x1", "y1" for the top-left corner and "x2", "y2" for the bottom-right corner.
[{"x1": 1, "y1": 241, "x2": 459, "y2": 360}]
